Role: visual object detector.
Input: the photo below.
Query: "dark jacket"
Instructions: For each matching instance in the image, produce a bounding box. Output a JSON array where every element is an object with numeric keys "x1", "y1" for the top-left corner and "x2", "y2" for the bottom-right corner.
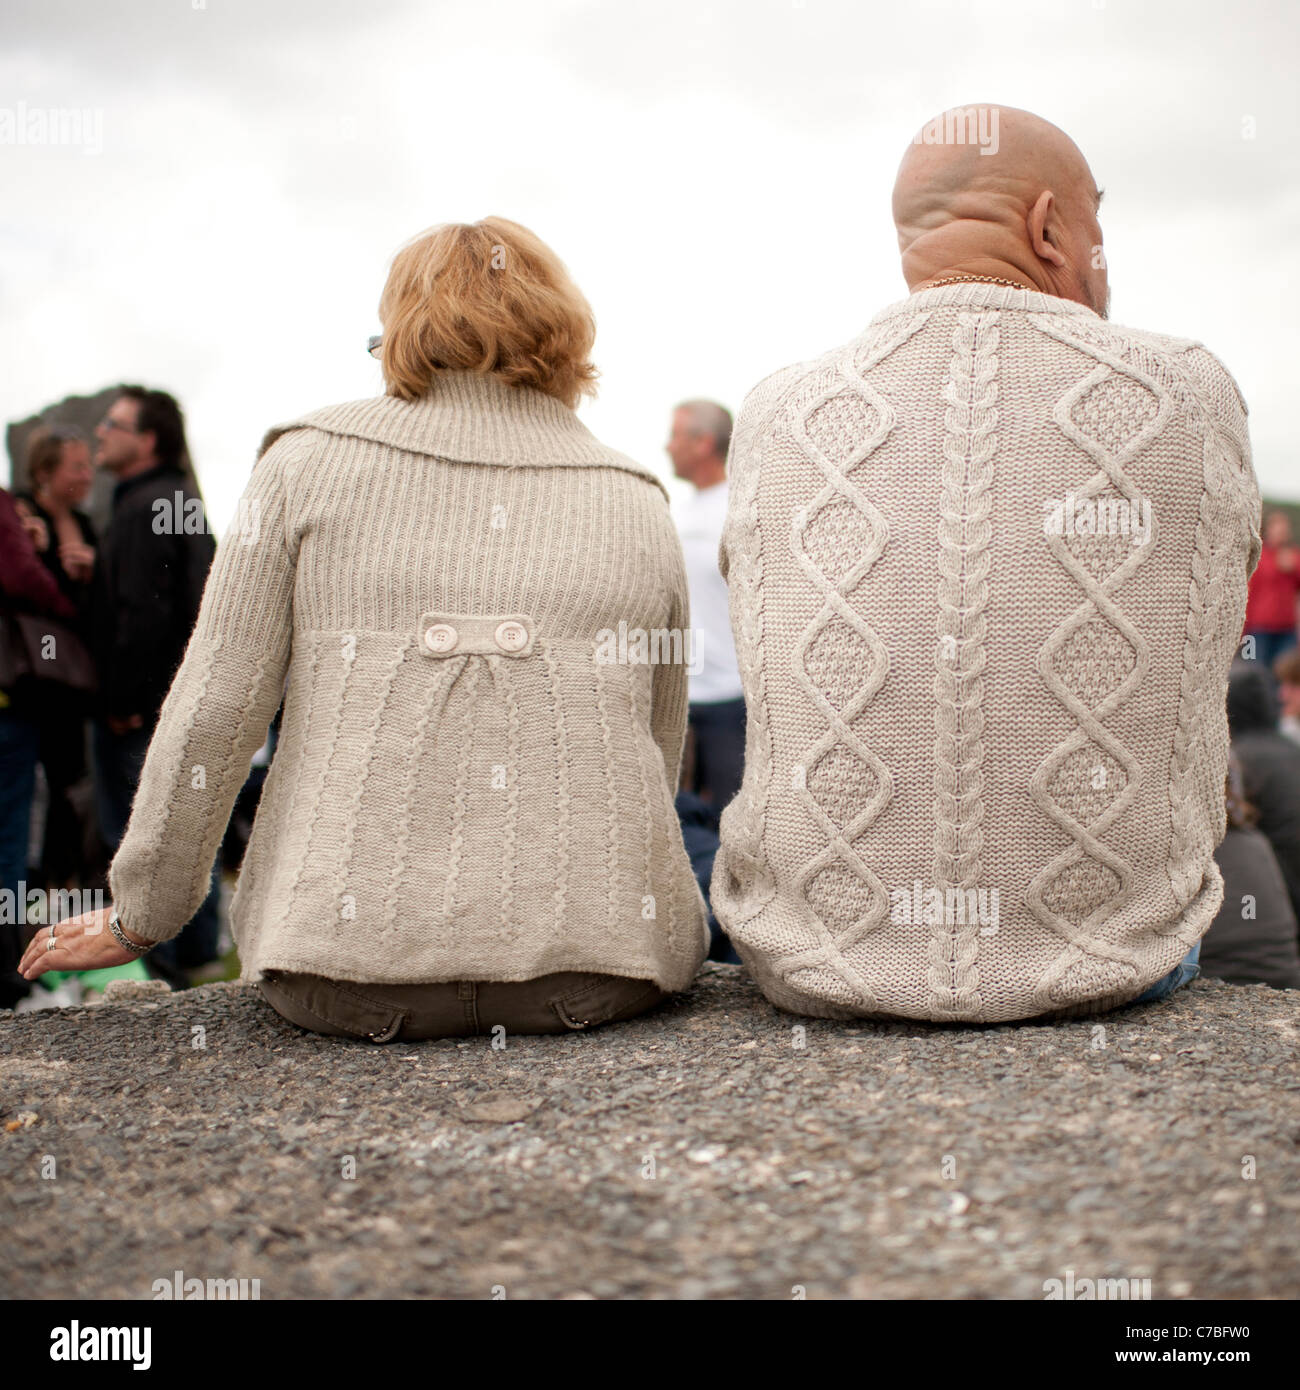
[
  {"x1": 1227, "y1": 661, "x2": 1300, "y2": 923},
  {"x1": 89, "y1": 464, "x2": 215, "y2": 723},
  {"x1": 14, "y1": 492, "x2": 97, "y2": 625},
  {"x1": 1201, "y1": 827, "x2": 1300, "y2": 989}
]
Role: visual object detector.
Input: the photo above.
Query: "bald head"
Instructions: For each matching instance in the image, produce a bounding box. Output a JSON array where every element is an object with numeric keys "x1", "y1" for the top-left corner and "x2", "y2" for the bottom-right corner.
[{"x1": 893, "y1": 105, "x2": 1108, "y2": 316}]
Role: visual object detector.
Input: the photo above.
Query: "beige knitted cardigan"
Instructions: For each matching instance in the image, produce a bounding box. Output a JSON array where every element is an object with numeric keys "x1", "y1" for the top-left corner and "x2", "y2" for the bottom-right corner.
[
  {"x1": 713, "y1": 281, "x2": 1261, "y2": 1022},
  {"x1": 109, "y1": 370, "x2": 709, "y2": 992}
]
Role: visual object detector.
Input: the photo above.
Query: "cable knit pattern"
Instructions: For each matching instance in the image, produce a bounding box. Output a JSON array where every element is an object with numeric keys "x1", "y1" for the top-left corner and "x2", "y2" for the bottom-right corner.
[
  {"x1": 593, "y1": 656, "x2": 620, "y2": 927},
  {"x1": 380, "y1": 654, "x2": 457, "y2": 948},
  {"x1": 539, "y1": 640, "x2": 572, "y2": 943},
  {"x1": 629, "y1": 663, "x2": 656, "y2": 911},
  {"x1": 783, "y1": 357, "x2": 895, "y2": 1012},
  {"x1": 107, "y1": 369, "x2": 709, "y2": 992},
  {"x1": 488, "y1": 656, "x2": 522, "y2": 946},
  {"x1": 930, "y1": 311, "x2": 999, "y2": 1017},
  {"x1": 443, "y1": 657, "x2": 481, "y2": 945},
  {"x1": 1026, "y1": 348, "x2": 1161, "y2": 1008},
  {"x1": 712, "y1": 369, "x2": 789, "y2": 921},
  {"x1": 714, "y1": 282, "x2": 1260, "y2": 1022},
  {"x1": 1164, "y1": 349, "x2": 1260, "y2": 925},
  {"x1": 332, "y1": 641, "x2": 408, "y2": 948}
]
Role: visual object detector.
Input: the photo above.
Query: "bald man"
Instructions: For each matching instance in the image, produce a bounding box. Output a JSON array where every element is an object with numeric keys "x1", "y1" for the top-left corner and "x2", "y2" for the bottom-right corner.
[{"x1": 712, "y1": 106, "x2": 1261, "y2": 1023}]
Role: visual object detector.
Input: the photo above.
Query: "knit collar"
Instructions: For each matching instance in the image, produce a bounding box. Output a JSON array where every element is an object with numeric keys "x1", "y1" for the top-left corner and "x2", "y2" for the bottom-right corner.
[
  {"x1": 870, "y1": 281, "x2": 1103, "y2": 323},
  {"x1": 264, "y1": 369, "x2": 667, "y2": 497}
]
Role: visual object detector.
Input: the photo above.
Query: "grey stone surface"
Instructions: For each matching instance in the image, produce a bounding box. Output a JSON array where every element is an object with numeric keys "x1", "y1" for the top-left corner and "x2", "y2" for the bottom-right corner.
[
  {"x1": 99, "y1": 978, "x2": 173, "y2": 1002},
  {"x1": 1, "y1": 966, "x2": 1297, "y2": 1300}
]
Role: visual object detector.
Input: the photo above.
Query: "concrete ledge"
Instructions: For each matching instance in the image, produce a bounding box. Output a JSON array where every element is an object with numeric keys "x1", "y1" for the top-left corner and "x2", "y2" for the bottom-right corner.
[{"x1": 2, "y1": 966, "x2": 1298, "y2": 1299}]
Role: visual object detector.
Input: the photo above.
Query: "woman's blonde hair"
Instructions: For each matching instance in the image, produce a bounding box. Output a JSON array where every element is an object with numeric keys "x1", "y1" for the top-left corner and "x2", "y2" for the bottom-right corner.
[
  {"x1": 26, "y1": 426, "x2": 86, "y2": 489},
  {"x1": 377, "y1": 216, "x2": 599, "y2": 409}
]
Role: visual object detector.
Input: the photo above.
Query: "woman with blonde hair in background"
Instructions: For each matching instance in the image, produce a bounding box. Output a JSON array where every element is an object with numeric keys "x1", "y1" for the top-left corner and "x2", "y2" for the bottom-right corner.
[
  {"x1": 15, "y1": 427, "x2": 99, "y2": 893},
  {"x1": 21, "y1": 216, "x2": 709, "y2": 1038}
]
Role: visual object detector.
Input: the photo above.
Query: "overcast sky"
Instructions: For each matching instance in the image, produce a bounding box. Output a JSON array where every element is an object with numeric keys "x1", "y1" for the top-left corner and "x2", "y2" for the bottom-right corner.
[{"x1": 3, "y1": 0, "x2": 1298, "y2": 529}]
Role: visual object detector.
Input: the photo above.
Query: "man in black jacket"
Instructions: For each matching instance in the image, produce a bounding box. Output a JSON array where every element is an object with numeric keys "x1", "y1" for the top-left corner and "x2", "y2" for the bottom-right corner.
[{"x1": 89, "y1": 386, "x2": 220, "y2": 984}]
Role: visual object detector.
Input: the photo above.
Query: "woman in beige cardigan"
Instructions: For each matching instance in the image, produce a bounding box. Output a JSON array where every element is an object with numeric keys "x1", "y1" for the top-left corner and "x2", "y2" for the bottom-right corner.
[{"x1": 20, "y1": 217, "x2": 709, "y2": 1039}]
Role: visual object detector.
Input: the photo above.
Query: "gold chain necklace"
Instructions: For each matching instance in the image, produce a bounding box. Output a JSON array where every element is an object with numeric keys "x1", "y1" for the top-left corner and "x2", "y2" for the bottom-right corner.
[{"x1": 923, "y1": 274, "x2": 1036, "y2": 291}]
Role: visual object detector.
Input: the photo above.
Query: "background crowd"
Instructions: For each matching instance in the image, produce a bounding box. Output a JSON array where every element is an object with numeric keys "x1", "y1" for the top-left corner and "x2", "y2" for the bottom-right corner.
[{"x1": 0, "y1": 387, "x2": 276, "y2": 1010}]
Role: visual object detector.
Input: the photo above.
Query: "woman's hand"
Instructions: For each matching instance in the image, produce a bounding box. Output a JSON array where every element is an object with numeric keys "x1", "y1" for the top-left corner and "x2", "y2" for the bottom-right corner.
[
  {"x1": 18, "y1": 510, "x2": 50, "y2": 553},
  {"x1": 59, "y1": 539, "x2": 95, "y2": 583},
  {"x1": 17, "y1": 906, "x2": 150, "y2": 982}
]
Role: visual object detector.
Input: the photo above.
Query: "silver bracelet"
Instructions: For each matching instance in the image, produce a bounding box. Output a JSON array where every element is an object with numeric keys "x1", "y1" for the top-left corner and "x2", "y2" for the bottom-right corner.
[{"x1": 109, "y1": 908, "x2": 153, "y2": 955}]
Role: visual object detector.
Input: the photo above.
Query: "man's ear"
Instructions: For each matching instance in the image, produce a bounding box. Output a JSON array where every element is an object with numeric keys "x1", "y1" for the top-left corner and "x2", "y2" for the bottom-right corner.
[{"x1": 1027, "y1": 190, "x2": 1067, "y2": 268}]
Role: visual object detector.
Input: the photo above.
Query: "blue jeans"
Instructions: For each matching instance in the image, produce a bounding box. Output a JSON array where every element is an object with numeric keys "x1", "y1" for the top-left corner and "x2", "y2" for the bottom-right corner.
[
  {"x1": 0, "y1": 708, "x2": 40, "y2": 1005},
  {"x1": 1130, "y1": 940, "x2": 1201, "y2": 1004},
  {"x1": 686, "y1": 698, "x2": 747, "y2": 811},
  {"x1": 675, "y1": 790, "x2": 740, "y2": 963},
  {"x1": 92, "y1": 716, "x2": 221, "y2": 974},
  {"x1": 1243, "y1": 628, "x2": 1297, "y2": 672}
]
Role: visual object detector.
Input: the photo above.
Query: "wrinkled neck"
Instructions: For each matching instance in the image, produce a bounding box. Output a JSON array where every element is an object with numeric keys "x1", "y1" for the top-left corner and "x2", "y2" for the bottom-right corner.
[{"x1": 900, "y1": 219, "x2": 1045, "y2": 293}]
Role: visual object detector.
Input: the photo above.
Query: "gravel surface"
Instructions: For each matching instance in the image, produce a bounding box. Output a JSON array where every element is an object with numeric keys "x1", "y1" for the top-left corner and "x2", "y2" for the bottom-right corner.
[{"x1": 2, "y1": 966, "x2": 1297, "y2": 1300}]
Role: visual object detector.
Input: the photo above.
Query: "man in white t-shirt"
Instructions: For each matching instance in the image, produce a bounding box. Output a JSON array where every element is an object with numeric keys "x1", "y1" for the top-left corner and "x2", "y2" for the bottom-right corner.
[
  {"x1": 667, "y1": 400, "x2": 745, "y2": 963},
  {"x1": 667, "y1": 400, "x2": 746, "y2": 808}
]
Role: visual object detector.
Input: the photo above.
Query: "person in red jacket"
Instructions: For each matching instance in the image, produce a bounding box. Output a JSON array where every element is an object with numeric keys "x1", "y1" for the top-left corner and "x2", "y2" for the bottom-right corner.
[
  {"x1": 0, "y1": 487, "x2": 77, "y2": 1008},
  {"x1": 1243, "y1": 509, "x2": 1300, "y2": 672}
]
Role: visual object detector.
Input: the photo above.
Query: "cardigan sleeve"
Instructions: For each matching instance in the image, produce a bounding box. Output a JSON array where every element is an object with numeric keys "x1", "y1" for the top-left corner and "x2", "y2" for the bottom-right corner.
[
  {"x1": 106, "y1": 434, "x2": 304, "y2": 943},
  {"x1": 650, "y1": 498, "x2": 691, "y2": 796}
]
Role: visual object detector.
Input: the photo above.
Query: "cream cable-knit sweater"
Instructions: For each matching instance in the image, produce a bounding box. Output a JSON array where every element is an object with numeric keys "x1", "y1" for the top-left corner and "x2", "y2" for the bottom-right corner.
[
  {"x1": 713, "y1": 281, "x2": 1261, "y2": 1022},
  {"x1": 109, "y1": 370, "x2": 709, "y2": 991}
]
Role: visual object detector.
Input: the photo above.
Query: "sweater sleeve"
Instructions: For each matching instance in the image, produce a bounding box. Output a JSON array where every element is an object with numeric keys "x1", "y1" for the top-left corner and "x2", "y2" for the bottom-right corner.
[
  {"x1": 650, "y1": 498, "x2": 691, "y2": 795},
  {"x1": 107, "y1": 434, "x2": 304, "y2": 943},
  {"x1": 1177, "y1": 343, "x2": 1262, "y2": 575},
  {"x1": 719, "y1": 361, "x2": 806, "y2": 584}
]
